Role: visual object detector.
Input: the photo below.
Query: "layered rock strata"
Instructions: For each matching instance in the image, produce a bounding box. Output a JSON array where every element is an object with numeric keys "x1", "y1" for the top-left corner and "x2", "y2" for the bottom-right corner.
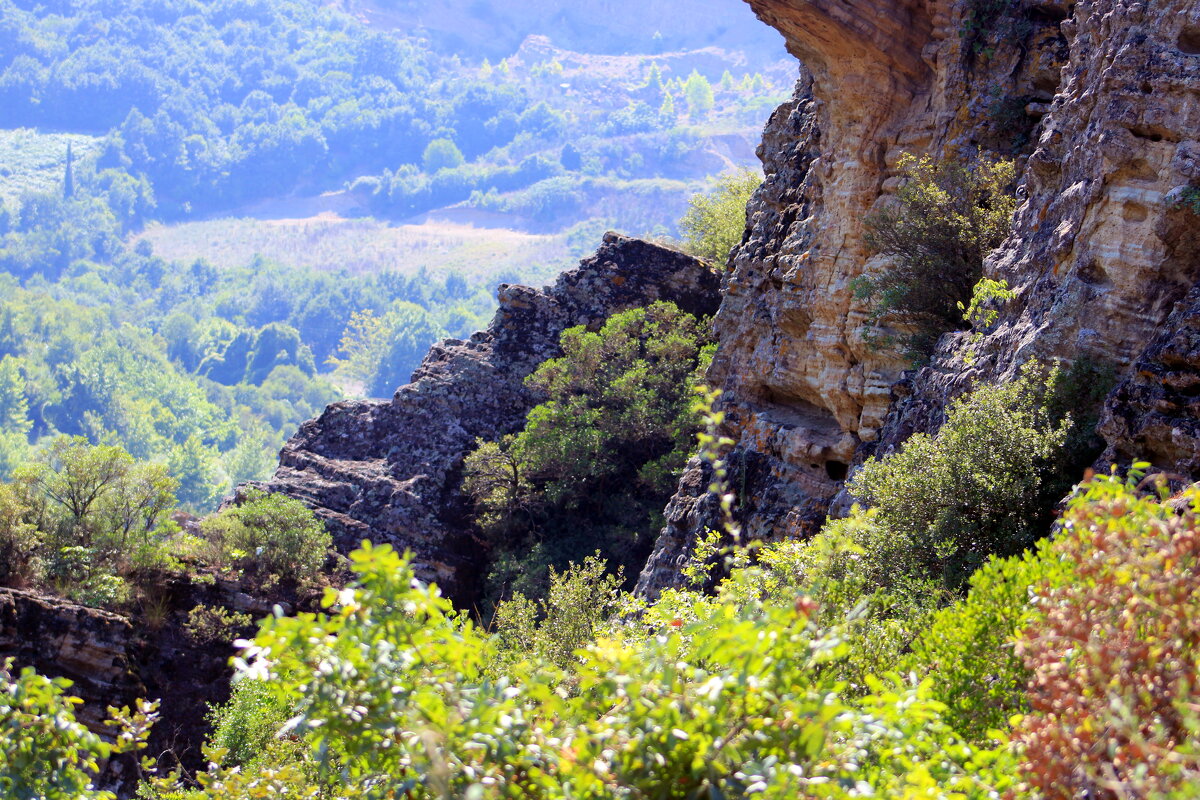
[
  {"x1": 637, "y1": 0, "x2": 1200, "y2": 597},
  {"x1": 249, "y1": 233, "x2": 720, "y2": 604},
  {"x1": 0, "y1": 585, "x2": 238, "y2": 797}
]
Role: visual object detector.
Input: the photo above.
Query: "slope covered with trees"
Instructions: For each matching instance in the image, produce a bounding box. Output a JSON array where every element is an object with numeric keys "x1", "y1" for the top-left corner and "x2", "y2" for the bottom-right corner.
[{"x1": 0, "y1": 0, "x2": 788, "y2": 506}]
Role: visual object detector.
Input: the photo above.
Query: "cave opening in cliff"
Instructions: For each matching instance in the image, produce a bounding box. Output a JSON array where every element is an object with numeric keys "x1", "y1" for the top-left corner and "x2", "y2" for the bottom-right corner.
[
  {"x1": 1180, "y1": 26, "x2": 1200, "y2": 55},
  {"x1": 824, "y1": 460, "x2": 849, "y2": 482}
]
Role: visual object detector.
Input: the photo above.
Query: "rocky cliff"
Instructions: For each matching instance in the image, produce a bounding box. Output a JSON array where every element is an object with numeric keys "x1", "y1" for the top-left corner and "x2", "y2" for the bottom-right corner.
[
  {"x1": 246, "y1": 233, "x2": 720, "y2": 605},
  {"x1": 636, "y1": 0, "x2": 1200, "y2": 596},
  {"x1": 0, "y1": 581, "x2": 256, "y2": 796},
  {"x1": 252, "y1": 0, "x2": 1197, "y2": 604}
]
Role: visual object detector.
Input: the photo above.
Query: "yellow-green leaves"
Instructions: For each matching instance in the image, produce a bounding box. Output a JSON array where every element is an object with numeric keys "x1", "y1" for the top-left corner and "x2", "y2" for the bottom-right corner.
[{"x1": 680, "y1": 168, "x2": 762, "y2": 265}]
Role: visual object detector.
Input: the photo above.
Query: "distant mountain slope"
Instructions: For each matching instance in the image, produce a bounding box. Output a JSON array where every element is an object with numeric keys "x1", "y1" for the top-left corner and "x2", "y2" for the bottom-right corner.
[{"x1": 335, "y1": 0, "x2": 789, "y2": 65}]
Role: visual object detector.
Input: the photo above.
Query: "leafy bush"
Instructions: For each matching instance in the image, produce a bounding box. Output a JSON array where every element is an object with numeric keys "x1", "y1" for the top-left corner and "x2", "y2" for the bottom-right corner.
[
  {"x1": 679, "y1": 167, "x2": 762, "y2": 264},
  {"x1": 0, "y1": 658, "x2": 156, "y2": 800},
  {"x1": 712, "y1": 522, "x2": 946, "y2": 696},
  {"x1": 207, "y1": 678, "x2": 298, "y2": 772},
  {"x1": 907, "y1": 547, "x2": 1071, "y2": 741},
  {"x1": 491, "y1": 553, "x2": 624, "y2": 672},
  {"x1": 846, "y1": 362, "x2": 1072, "y2": 590},
  {"x1": 0, "y1": 437, "x2": 179, "y2": 606},
  {"x1": 1013, "y1": 474, "x2": 1200, "y2": 798},
  {"x1": 0, "y1": 482, "x2": 40, "y2": 586},
  {"x1": 462, "y1": 301, "x2": 712, "y2": 608},
  {"x1": 185, "y1": 605, "x2": 254, "y2": 646},
  {"x1": 857, "y1": 153, "x2": 1016, "y2": 359},
  {"x1": 201, "y1": 490, "x2": 331, "y2": 591},
  {"x1": 147, "y1": 541, "x2": 1015, "y2": 799},
  {"x1": 13, "y1": 437, "x2": 178, "y2": 555}
]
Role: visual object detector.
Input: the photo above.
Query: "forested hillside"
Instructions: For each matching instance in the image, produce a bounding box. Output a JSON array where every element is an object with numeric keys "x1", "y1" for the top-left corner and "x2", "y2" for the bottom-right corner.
[
  {"x1": 0, "y1": 0, "x2": 789, "y2": 507},
  {"x1": 338, "y1": 0, "x2": 789, "y2": 64}
]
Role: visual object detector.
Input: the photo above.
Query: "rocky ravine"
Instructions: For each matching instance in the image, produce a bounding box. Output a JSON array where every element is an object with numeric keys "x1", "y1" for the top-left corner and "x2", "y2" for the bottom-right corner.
[
  {"x1": 636, "y1": 0, "x2": 1200, "y2": 597},
  {"x1": 245, "y1": 233, "x2": 720, "y2": 605}
]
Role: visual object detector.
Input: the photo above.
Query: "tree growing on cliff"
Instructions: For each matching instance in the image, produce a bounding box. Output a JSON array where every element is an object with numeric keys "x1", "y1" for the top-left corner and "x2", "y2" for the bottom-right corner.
[
  {"x1": 856, "y1": 153, "x2": 1017, "y2": 360},
  {"x1": 462, "y1": 301, "x2": 713, "y2": 608},
  {"x1": 679, "y1": 167, "x2": 762, "y2": 264}
]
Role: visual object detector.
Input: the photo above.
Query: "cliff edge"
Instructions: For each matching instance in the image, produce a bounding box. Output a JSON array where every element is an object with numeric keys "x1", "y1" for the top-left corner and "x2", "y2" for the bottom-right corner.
[
  {"x1": 636, "y1": 0, "x2": 1200, "y2": 597},
  {"x1": 246, "y1": 233, "x2": 720, "y2": 605}
]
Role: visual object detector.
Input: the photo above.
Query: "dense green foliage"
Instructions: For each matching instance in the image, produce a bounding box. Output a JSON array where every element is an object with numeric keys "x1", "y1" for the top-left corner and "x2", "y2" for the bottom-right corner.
[
  {"x1": 0, "y1": 437, "x2": 331, "y2": 610},
  {"x1": 0, "y1": 0, "x2": 789, "y2": 502},
  {"x1": 857, "y1": 153, "x2": 1017, "y2": 359},
  {"x1": 0, "y1": 180, "x2": 498, "y2": 503},
  {"x1": 0, "y1": 0, "x2": 787, "y2": 225},
  {"x1": 491, "y1": 553, "x2": 625, "y2": 672},
  {"x1": 462, "y1": 301, "x2": 712, "y2": 608},
  {"x1": 2, "y1": 0, "x2": 433, "y2": 216},
  {"x1": 145, "y1": 541, "x2": 1016, "y2": 799},
  {"x1": 200, "y1": 489, "x2": 332, "y2": 591},
  {"x1": 845, "y1": 362, "x2": 1072, "y2": 590},
  {"x1": 679, "y1": 167, "x2": 762, "y2": 263},
  {"x1": 2, "y1": 436, "x2": 178, "y2": 605},
  {"x1": 0, "y1": 659, "x2": 156, "y2": 800},
  {"x1": 7, "y1": 387, "x2": 1199, "y2": 799}
]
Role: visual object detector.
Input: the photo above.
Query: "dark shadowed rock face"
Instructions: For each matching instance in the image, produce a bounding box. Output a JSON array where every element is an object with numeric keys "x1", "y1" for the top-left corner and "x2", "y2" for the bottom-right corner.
[
  {"x1": 246, "y1": 233, "x2": 720, "y2": 605},
  {"x1": 1098, "y1": 283, "x2": 1200, "y2": 483},
  {"x1": 0, "y1": 584, "x2": 240, "y2": 798}
]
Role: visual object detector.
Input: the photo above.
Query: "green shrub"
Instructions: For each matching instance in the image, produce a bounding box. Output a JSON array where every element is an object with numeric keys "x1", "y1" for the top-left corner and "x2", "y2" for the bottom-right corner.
[
  {"x1": 185, "y1": 604, "x2": 253, "y2": 645},
  {"x1": 907, "y1": 547, "x2": 1071, "y2": 741},
  {"x1": 491, "y1": 553, "x2": 624, "y2": 672},
  {"x1": 150, "y1": 541, "x2": 1015, "y2": 799},
  {"x1": 1013, "y1": 473, "x2": 1200, "y2": 798},
  {"x1": 715, "y1": 523, "x2": 946, "y2": 696},
  {"x1": 846, "y1": 362, "x2": 1071, "y2": 590},
  {"x1": 462, "y1": 301, "x2": 711, "y2": 609},
  {"x1": 0, "y1": 483, "x2": 40, "y2": 586},
  {"x1": 679, "y1": 167, "x2": 762, "y2": 264},
  {"x1": 0, "y1": 437, "x2": 179, "y2": 606},
  {"x1": 0, "y1": 658, "x2": 156, "y2": 800},
  {"x1": 857, "y1": 153, "x2": 1016, "y2": 360},
  {"x1": 207, "y1": 678, "x2": 297, "y2": 771},
  {"x1": 201, "y1": 490, "x2": 330, "y2": 591}
]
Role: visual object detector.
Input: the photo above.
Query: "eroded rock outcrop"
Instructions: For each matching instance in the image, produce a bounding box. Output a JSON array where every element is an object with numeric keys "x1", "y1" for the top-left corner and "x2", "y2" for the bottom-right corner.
[
  {"x1": 250, "y1": 233, "x2": 720, "y2": 604},
  {"x1": 637, "y1": 0, "x2": 1200, "y2": 597},
  {"x1": 0, "y1": 585, "x2": 239, "y2": 797}
]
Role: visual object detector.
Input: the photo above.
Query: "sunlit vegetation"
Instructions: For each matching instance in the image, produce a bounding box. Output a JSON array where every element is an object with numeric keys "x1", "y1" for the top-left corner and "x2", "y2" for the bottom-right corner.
[
  {"x1": 0, "y1": 0, "x2": 789, "y2": 509},
  {"x1": 462, "y1": 301, "x2": 713, "y2": 611},
  {"x1": 679, "y1": 166, "x2": 762, "y2": 263},
  {"x1": 856, "y1": 153, "x2": 1017, "y2": 360}
]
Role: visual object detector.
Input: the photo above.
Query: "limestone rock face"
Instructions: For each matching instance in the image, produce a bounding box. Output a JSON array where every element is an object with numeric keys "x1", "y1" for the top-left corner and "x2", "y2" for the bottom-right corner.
[
  {"x1": 249, "y1": 233, "x2": 720, "y2": 604},
  {"x1": 637, "y1": 0, "x2": 1200, "y2": 598},
  {"x1": 1098, "y1": 283, "x2": 1200, "y2": 481}
]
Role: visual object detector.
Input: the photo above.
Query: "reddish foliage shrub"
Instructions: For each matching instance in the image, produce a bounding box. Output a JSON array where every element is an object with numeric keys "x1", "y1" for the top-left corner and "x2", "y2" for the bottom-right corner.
[{"x1": 1014, "y1": 475, "x2": 1200, "y2": 798}]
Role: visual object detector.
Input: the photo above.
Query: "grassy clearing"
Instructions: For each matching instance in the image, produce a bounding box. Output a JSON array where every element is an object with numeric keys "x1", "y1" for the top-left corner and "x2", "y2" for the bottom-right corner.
[
  {"x1": 0, "y1": 129, "x2": 104, "y2": 205},
  {"x1": 134, "y1": 214, "x2": 580, "y2": 286}
]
